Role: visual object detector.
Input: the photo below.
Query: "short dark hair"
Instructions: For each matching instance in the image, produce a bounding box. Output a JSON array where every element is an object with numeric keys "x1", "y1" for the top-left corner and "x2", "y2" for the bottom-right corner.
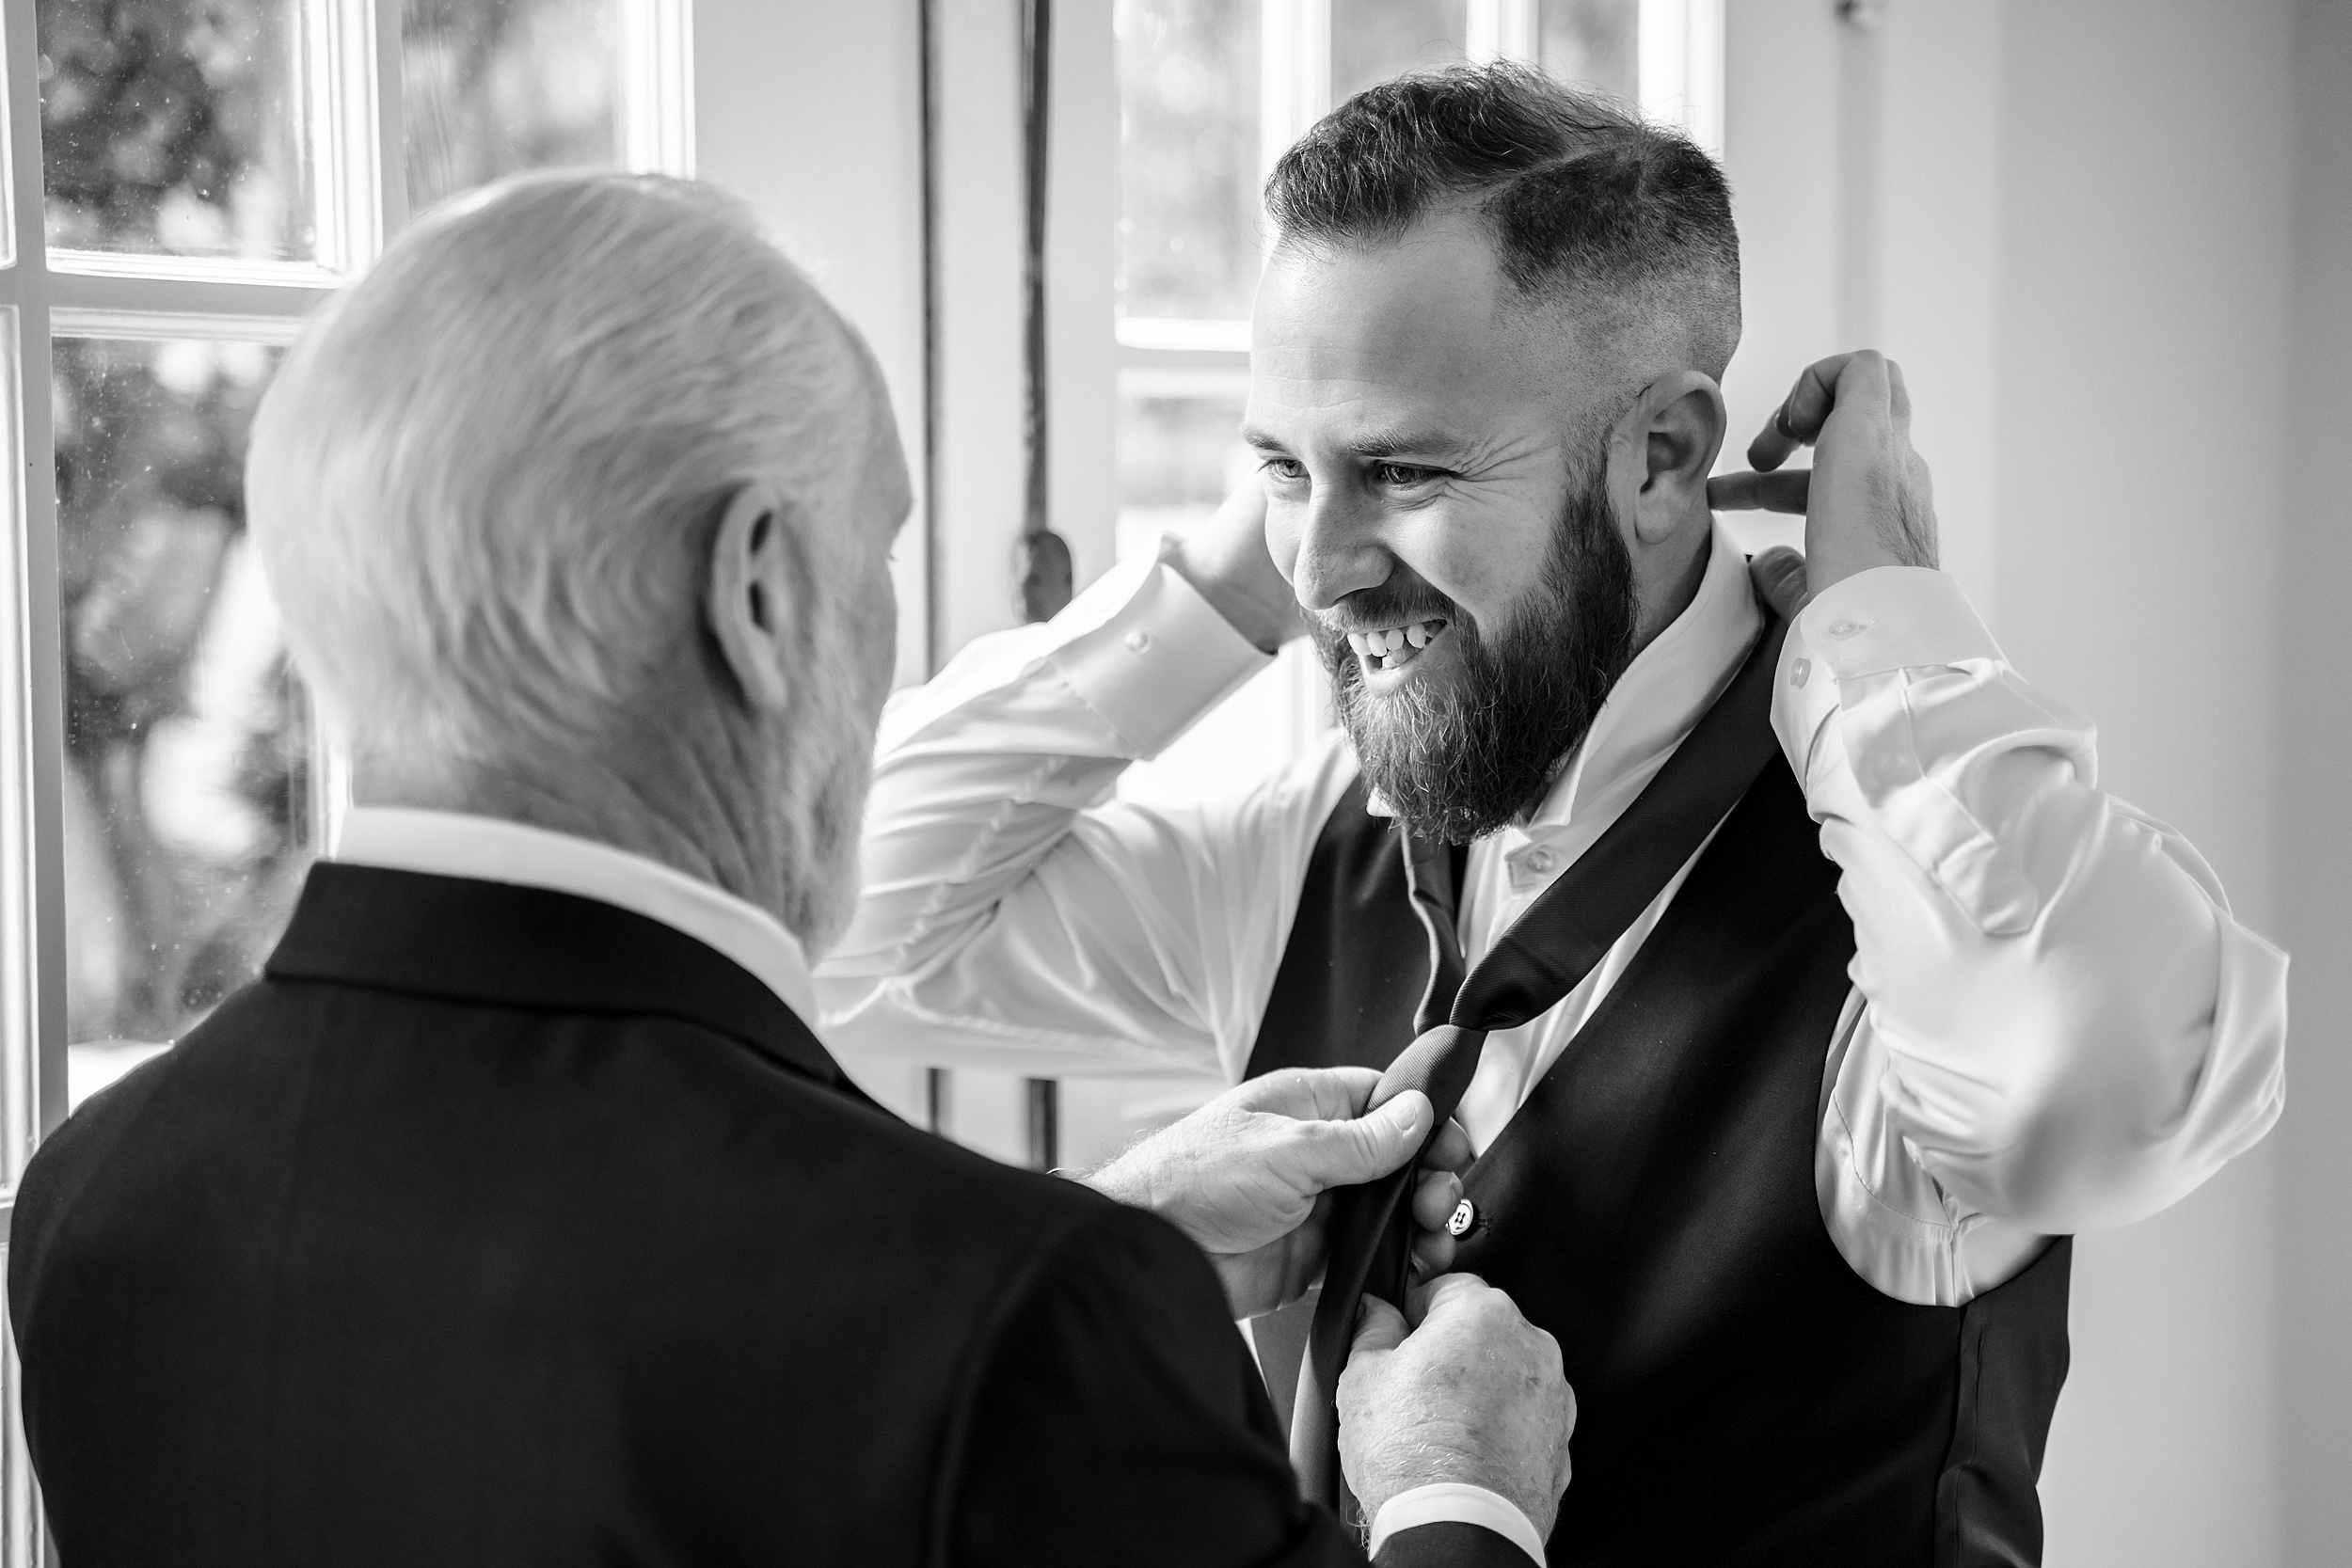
[{"x1": 1265, "y1": 63, "x2": 1740, "y2": 378}]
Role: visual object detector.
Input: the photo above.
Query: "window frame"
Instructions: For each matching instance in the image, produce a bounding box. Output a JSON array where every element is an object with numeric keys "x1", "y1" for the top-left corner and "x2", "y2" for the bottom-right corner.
[{"x1": 0, "y1": 2, "x2": 694, "y2": 1554}]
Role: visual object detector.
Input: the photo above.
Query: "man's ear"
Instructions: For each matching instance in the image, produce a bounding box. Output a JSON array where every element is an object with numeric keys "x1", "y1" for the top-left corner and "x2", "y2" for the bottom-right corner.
[
  {"x1": 704, "y1": 479, "x2": 800, "y2": 717},
  {"x1": 1610, "y1": 371, "x2": 1727, "y2": 546}
]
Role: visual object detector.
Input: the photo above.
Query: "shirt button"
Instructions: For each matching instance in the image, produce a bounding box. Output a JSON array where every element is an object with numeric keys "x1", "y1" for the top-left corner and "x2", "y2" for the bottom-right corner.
[
  {"x1": 1123, "y1": 629, "x2": 1152, "y2": 654},
  {"x1": 1789, "y1": 657, "x2": 1811, "y2": 689},
  {"x1": 1827, "y1": 619, "x2": 1865, "y2": 640},
  {"x1": 1523, "y1": 848, "x2": 1555, "y2": 875},
  {"x1": 1447, "y1": 1198, "x2": 1476, "y2": 1238}
]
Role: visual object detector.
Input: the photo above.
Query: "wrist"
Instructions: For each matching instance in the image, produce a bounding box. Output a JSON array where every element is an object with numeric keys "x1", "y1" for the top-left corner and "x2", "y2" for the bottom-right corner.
[
  {"x1": 1353, "y1": 1433, "x2": 1560, "y2": 1543},
  {"x1": 1168, "y1": 529, "x2": 1302, "y2": 655},
  {"x1": 1080, "y1": 1147, "x2": 1156, "y2": 1214}
]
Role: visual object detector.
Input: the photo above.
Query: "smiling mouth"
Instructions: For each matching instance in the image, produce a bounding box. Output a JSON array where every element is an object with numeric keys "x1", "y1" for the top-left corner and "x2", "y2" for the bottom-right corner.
[{"x1": 1343, "y1": 617, "x2": 1452, "y2": 673}]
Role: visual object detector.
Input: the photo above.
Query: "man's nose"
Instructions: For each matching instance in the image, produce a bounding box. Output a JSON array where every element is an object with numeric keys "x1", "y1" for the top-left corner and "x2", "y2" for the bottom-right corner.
[{"x1": 1288, "y1": 491, "x2": 1393, "y2": 613}]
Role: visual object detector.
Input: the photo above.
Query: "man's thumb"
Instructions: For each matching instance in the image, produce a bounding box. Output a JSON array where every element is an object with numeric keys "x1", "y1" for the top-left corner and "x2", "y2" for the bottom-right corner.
[
  {"x1": 1291, "y1": 1089, "x2": 1433, "y2": 1189},
  {"x1": 1351, "y1": 1293, "x2": 1409, "y2": 1358}
]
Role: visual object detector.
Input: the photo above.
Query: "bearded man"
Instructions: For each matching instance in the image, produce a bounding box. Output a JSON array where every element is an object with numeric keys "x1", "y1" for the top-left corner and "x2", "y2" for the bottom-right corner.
[{"x1": 817, "y1": 67, "x2": 2287, "y2": 1566}]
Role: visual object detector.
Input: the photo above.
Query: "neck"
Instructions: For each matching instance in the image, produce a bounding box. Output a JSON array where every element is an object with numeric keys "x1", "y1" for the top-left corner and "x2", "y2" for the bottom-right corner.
[
  {"x1": 352, "y1": 703, "x2": 792, "y2": 929},
  {"x1": 1629, "y1": 508, "x2": 1715, "y2": 655}
]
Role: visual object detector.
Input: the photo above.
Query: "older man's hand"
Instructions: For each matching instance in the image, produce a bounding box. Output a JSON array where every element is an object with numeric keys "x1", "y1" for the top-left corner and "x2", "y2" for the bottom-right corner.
[
  {"x1": 1341, "y1": 1274, "x2": 1577, "y2": 1543},
  {"x1": 1706, "y1": 349, "x2": 1940, "y2": 600},
  {"x1": 1086, "y1": 1067, "x2": 1473, "y2": 1322}
]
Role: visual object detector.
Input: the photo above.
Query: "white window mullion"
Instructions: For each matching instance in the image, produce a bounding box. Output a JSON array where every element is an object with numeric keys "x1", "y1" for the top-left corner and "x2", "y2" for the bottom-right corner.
[
  {"x1": 1261, "y1": 0, "x2": 1332, "y2": 182},
  {"x1": 2, "y1": 0, "x2": 68, "y2": 1180},
  {"x1": 622, "y1": 0, "x2": 698, "y2": 179},
  {"x1": 1, "y1": 0, "x2": 62, "y2": 1555},
  {"x1": 314, "y1": 0, "x2": 388, "y2": 273},
  {"x1": 1640, "y1": 0, "x2": 1725, "y2": 155},
  {"x1": 1467, "y1": 0, "x2": 1540, "y2": 64}
]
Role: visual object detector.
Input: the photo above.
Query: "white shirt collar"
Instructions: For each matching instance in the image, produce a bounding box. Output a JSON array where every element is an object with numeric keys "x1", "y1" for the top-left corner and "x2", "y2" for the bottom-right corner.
[{"x1": 331, "y1": 808, "x2": 817, "y2": 1022}]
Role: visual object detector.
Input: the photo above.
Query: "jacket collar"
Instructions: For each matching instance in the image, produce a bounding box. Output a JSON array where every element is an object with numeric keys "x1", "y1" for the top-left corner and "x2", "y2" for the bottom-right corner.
[{"x1": 265, "y1": 863, "x2": 847, "y2": 1091}]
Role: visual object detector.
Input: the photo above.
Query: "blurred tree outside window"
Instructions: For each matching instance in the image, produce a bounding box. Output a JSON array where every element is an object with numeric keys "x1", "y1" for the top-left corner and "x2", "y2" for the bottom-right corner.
[
  {"x1": 403, "y1": 0, "x2": 621, "y2": 215},
  {"x1": 36, "y1": 0, "x2": 632, "y2": 1103},
  {"x1": 40, "y1": 0, "x2": 315, "y2": 260},
  {"x1": 1329, "y1": 0, "x2": 1470, "y2": 104}
]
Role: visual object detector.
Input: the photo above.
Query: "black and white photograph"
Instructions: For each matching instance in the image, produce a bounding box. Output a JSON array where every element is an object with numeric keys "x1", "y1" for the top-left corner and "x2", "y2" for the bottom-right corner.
[{"x1": 0, "y1": 1, "x2": 2343, "y2": 1563}]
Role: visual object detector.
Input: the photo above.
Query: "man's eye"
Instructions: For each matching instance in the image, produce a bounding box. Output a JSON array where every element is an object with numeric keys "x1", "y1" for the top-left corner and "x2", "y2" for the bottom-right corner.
[
  {"x1": 1372, "y1": 462, "x2": 1443, "y2": 487},
  {"x1": 1261, "y1": 457, "x2": 1308, "y2": 483}
]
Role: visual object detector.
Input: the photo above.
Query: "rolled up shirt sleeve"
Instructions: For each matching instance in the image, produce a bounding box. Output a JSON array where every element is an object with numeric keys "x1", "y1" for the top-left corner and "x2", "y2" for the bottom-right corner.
[
  {"x1": 817, "y1": 546, "x2": 1356, "y2": 1084},
  {"x1": 1774, "y1": 566, "x2": 2287, "y2": 1246}
]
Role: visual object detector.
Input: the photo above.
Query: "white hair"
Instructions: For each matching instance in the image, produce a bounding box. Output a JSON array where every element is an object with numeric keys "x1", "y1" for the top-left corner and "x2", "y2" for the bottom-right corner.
[{"x1": 247, "y1": 171, "x2": 872, "y2": 777}]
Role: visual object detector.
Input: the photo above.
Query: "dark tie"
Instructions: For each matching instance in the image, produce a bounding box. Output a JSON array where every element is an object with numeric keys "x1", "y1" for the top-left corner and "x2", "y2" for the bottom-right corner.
[{"x1": 1287, "y1": 616, "x2": 1790, "y2": 1513}]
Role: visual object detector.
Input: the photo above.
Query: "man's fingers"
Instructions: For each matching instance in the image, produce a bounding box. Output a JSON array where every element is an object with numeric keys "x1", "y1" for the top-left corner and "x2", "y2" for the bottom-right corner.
[
  {"x1": 1410, "y1": 1166, "x2": 1464, "y2": 1233},
  {"x1": 1746, "y1": 350, "x2": 1910, "y2": 472},
  {"x1": 1410, "y1": 1228, "x2": 1457, "y2": 1278},
  {"x1": 1746, "y1": 354, "x2": 1850, "y2": 470},
  {"x1": 1406, "y1": 1270, "x2": 1486, "y2": 1329},
  {"x1": 1748, "y1": 546, "x2": 1809, "y2": 621},
  {"x1": 1352, "y1": 1293, "x2": 1409, "y2": 1357},
  {"x1": 1284, "y1": 1088, "x2": 1435, "y2": 1190},
  {"x1": 1228, "y1": 1065, "x2": 1381, "y2": 1121},
  {"x1": 1420, "y1": 1117, "x2": 1472, "y2": 1175},
  {"x1": 1707, "y1": 468, "x2": 1811, "y2": 515}
]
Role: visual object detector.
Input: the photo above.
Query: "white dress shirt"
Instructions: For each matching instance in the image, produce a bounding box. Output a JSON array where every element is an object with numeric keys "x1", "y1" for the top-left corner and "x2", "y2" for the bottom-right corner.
[
  {"x1": 333, "y1": 809, "x2": 1538, "y2": 1558},
  {"x1": 818, "y1": 522, "x2": 2290, "y2": 1307}
]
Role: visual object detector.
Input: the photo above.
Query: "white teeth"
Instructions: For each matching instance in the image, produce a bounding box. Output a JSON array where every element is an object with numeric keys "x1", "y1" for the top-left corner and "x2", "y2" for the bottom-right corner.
[{"x1": 1347, "y1": 620, "x2": 1451, "y2": 670}]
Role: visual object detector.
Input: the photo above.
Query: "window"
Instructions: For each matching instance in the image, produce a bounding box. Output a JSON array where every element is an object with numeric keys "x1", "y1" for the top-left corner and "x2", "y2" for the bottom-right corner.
[{"x1": 0, "y1": 0, "x2": 692, "y2": 1551}]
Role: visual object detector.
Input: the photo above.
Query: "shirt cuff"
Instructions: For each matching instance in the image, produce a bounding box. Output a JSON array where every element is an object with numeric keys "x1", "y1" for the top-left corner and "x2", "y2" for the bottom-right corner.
[
  {"x1": 1368, "y1": 1483, "x2": 1547, "y2": 1565},
  {"x1": 1045, "y1": 543, "x2": 1272, "y2": 757},
  {"x1": 1772, "y1": 565, "x2": 2005, "y2": 775},
  {"x1": 1795, "y1": 565, "x2": 2004, "y2": 679}
]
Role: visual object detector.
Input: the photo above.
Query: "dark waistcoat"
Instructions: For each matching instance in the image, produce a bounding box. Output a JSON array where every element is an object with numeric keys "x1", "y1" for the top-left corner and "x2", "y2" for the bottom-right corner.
[{"x1": 1246, "y1": 759, "x2": 2071, "y2": 1568}]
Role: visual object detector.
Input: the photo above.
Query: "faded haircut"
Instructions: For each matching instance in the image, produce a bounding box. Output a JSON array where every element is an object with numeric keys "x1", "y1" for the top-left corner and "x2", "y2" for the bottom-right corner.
[
  {"x1": 1265, "y1": 62, "x2": 1740, "y2": 381},
  {"x1": 247, "y1": 170, "x2": 872, "y2": 777}
]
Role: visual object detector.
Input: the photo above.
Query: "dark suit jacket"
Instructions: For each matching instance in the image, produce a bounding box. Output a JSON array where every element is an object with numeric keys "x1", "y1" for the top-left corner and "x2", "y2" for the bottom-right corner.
[{"x1": 10, "y1": 863, "x2": 1518, "y2": 1566}]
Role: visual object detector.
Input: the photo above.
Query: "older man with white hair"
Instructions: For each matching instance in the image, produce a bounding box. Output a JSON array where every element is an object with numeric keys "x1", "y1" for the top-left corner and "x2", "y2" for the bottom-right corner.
[{"x1": 6, "y1": 172, "x2": 1573, "y2": 1568}]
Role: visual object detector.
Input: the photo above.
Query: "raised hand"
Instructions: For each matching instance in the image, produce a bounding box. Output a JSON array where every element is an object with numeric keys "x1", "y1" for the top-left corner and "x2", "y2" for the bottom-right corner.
[
  {"x1": 1086, "y1": 1066, "x2": 1474, "y2": 1321},
  {"x1": 1168, "y1": 479, "x2": 1310, "y2": 654},
  {"x1": 1340, "y1": 1273, "x2": 1577, "y2": 1541},
  {"x1": 1708, "y1": 350, "x2": 1939, "y2": 601}
]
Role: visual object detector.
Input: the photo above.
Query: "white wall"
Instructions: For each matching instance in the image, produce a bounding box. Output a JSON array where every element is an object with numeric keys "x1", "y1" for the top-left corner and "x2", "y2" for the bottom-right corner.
[
  {"x1": 1988, "y1": 8, "x2": 2294, "y2": 1558},
  {"x1": 1733, "y1": 3, "x2": 2307, "y2": 1562},
  {"x1": 2277, "y1": 2, "x2": 2352, "y2": 1563}
]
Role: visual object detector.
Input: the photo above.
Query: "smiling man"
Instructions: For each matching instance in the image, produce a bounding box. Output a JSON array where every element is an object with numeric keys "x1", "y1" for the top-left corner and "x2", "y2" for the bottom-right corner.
[{"x1": 818, "y1": 66, "x2": 2287, "y2": 1566}]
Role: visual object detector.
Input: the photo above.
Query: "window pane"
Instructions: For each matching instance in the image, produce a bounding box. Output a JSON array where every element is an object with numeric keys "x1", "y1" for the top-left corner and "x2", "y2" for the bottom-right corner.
[
  {"x1": 53, "y1": 338, "x2": 310, "y2": 1101},
  {"x1": 1115, "y1": 0, "x2": 1263, "y2": 325},
  {"x1": 1329, "y1": 0, "x2": 1470, "y2": 104},
  {"x1": 39, "y1": 0, "x2": 317, "y2": 261},
  {"x1": 1538, "y1": 0, "x2": 1639, "y2": 102},
  {"x1": 1115, "y1": 380, "x2": 1251, "y2": 561},
  {"x1": 404, "y1": 0, "x2": 624, "y2": 215}
]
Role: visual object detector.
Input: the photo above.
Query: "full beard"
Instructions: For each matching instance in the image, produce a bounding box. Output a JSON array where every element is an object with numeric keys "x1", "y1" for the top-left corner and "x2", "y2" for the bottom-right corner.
[{"x1": 1312, "y1": 468, "x2": 1639, "y2": 845}]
